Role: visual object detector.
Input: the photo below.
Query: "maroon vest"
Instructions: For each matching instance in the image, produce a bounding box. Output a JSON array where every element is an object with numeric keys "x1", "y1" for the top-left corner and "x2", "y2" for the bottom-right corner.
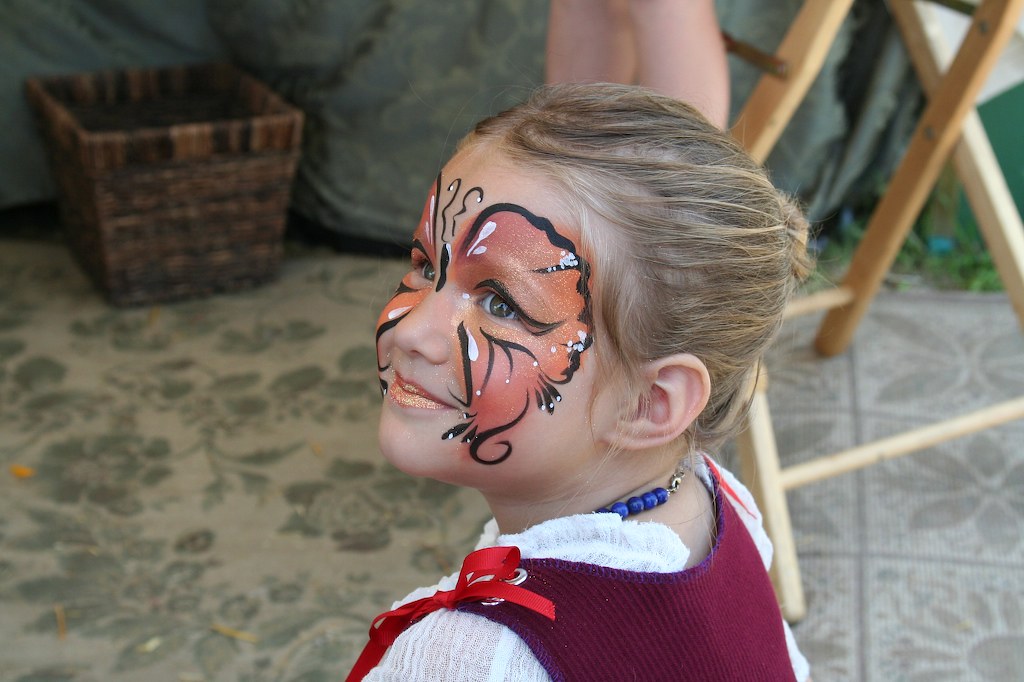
[{"x1": 461, "y1": 483, "x2": 796, "y2": 682}]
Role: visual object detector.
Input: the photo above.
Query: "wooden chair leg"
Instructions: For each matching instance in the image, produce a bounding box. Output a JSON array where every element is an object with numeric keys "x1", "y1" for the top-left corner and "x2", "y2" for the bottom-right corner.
[
  {"x1": 731, "y1": 0, "x2": 855, "y2": 163},
  {"x1": 736, "y1": 383, "x2": 807, "y2": 623},
  {"x1": 890, "y1": 0, "x2": 1024, "y2": 330},
  {"x1": 957, "y1": 115, "x2": 1024, "y2": 330},
  {"x1": 729, "y1": 0, "x2": 853, "y2": 623},
  {"x1": 816, "y1": 0, "x2": 1024, "y2": 357}
]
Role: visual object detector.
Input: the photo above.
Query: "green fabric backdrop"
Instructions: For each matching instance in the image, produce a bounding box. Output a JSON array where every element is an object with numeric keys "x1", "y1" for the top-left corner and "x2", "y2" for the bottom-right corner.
[{"x1": 1, "y1": 0, "x2": 921, "y2": 244}]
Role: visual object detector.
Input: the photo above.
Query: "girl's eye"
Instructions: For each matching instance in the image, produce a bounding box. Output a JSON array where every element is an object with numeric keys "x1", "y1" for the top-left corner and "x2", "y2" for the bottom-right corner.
[
  {"x1": 482, "y1": 293, "x2": 517, "y2": 320},
  {"x1": 409, "y1": 255, "x2": 435, "y2": 286}
]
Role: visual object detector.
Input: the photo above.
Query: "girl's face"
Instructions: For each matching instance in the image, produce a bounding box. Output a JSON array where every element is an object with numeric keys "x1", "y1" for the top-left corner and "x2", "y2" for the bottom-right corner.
[{"x1": 375, "y1": 149, "x2": 608, "y2": 495}]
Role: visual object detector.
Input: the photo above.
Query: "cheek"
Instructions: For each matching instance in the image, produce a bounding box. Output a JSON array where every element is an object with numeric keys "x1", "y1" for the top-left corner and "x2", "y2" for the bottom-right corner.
[
  {"x1": 472, "y1": 358, "x2": 540, "y2": 417},
  {"x1": 466, "y1": 320, "x2": 591, "y2": 421},
  {"x1": 537, "y1": 325, "x2": 589, "y2": 378}
]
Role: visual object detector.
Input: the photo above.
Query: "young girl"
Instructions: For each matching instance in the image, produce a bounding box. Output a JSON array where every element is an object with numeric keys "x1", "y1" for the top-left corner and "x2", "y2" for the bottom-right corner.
[{"x1": 348, "y1": 83, "x2": 811, "y2": 681}]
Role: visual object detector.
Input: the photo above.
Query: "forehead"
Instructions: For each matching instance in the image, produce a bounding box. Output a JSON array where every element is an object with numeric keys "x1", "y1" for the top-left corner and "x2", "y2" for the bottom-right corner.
[
  {"x1": 458, "y1": 203, "x2": 578, "y2": 267},
  {"x1": 423, "y1": 149, "x2": 580, "y2": 242}
]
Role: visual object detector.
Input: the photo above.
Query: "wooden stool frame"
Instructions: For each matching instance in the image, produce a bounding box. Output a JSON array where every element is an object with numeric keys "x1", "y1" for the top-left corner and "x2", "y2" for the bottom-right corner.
[{"x1": 728, "y1": 0, "x2": 1024, "y2": 622}]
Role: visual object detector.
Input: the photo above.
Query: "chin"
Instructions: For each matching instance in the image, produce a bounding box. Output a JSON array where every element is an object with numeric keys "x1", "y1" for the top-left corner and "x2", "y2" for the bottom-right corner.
[{"x1": 377, "y1": 411, "x2": 461, "y2": 483}]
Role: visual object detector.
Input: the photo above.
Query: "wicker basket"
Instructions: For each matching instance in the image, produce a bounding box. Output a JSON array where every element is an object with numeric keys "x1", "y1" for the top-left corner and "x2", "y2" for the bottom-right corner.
[{"x1": 26, "y1": 63, "x2": 304, "y2": 306}]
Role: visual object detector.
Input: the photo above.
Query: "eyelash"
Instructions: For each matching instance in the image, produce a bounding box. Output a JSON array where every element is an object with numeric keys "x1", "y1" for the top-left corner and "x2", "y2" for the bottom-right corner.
[
  {"x1": 481, "y1": 292, "x2": 517, "y2": 320},
  {"x1": 410, "y1": 252, "x2": 435, "y2": 283},
  {"x1": 479, "y1": 282, "x2": 558, "y2": 334},
  {"x1": 404, "y1": 257, "x2": 551, "y2": 332}
]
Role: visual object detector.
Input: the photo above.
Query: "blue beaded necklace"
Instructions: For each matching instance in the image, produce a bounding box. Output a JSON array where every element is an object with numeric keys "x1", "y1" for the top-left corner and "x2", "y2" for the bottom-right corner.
[{"x1": 594, "y1": 469, "x2": 686, "y2": 519}]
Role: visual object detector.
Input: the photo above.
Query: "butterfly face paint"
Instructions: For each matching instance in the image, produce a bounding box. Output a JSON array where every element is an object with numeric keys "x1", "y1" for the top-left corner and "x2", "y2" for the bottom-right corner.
[{"x1": 376, "y1": 173, "x2": 593, "y2": 466}]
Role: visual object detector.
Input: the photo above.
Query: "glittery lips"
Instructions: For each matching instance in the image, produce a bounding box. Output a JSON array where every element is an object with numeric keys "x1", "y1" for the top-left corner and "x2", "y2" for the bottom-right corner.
[{"x1": 388, "y1": 373, "x2": 452, "y2": 410}]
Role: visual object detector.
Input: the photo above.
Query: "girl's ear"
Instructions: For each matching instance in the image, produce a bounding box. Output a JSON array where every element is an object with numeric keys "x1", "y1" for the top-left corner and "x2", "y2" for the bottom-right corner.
[{"x1": 608, "y1": 354, "x2": 711, "y2": 451}]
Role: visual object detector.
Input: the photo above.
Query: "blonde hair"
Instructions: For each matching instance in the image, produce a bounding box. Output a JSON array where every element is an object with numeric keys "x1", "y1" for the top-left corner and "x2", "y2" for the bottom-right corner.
[{"x1": 463, "y1": 83, "x2": 811, "y2": 453}]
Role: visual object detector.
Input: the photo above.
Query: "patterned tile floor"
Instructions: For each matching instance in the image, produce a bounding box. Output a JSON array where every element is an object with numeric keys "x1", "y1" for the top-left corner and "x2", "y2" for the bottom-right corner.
[
  {"x1": 1, "y1": 224, "x2": 1023, "y2": 681},
  {"x1": 766, "y1": 296, "x2": 1024, "y2": 681}
]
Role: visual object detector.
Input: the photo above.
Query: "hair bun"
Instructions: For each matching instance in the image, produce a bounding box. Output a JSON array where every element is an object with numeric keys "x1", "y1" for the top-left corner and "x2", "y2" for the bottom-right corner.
[{"x1": 781, "y1": 196, "x2": 813, "y2": 282}]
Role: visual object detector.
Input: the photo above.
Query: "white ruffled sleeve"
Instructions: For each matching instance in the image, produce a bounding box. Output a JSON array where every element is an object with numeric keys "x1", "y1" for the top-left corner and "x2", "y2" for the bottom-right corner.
[{"x1": 362, "y1": 608, "x2": 549, "y2": 682}]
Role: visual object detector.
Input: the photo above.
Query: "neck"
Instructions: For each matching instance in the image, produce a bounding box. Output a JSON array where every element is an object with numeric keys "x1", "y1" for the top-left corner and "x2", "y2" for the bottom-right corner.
[{"x1": 482, "y1": 459, "x2": 684, "y2": 535}]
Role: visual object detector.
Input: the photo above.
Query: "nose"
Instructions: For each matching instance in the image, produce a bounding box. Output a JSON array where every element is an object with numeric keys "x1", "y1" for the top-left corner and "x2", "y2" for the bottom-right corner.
[{"x1": 390, "y1": 289, "x2": 454, "y2": 366}]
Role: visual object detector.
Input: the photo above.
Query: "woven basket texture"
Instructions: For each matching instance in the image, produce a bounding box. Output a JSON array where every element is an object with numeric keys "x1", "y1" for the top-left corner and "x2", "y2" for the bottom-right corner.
[{"x1": 26, "y1": 63, "x2": 304, "y2": 306}]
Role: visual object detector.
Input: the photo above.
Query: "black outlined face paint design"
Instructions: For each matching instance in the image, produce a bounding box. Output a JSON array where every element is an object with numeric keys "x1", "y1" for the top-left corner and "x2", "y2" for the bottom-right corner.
[{"x1": 376, "y1": 175, "x2": 593, "y2": 465}]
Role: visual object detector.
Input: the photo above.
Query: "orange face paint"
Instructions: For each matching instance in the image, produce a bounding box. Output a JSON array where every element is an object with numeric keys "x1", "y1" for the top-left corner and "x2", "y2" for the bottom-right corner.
[{"x1": 376, "y1": 175, "x2": 593, "y2": 465}]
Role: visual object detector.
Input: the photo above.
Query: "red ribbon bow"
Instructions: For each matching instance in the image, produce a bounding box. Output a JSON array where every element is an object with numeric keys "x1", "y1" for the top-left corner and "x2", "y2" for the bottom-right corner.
[{"x1": 346, "y1": 545, "x2": 556, "y2": 681}]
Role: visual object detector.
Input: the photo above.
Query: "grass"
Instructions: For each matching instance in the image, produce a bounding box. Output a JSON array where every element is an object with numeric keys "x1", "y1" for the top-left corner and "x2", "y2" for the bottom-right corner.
[{"x1": 812, "y1": 164, "x2": 1005, "y2": 293}]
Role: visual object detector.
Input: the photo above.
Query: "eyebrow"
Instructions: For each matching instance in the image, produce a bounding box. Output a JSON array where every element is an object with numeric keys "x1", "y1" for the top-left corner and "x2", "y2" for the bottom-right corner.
[{"x1": 477, "y1": 278, "x2": 562, "y2": 335}]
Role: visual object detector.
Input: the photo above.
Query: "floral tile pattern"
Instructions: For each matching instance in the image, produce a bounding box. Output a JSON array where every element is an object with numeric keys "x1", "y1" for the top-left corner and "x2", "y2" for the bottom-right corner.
[
  {"x1": 2, "y1": 236, "x2": 1023, "y2": 681},
  {"x1": 863, "y1": 427, "x2": 1024, "y2": 563},
  {"x1": 867, "y1": 561, "x2": 1024, "y2": 681},
  {"x1": 853, "y1": 294, "x2": 1024, "y2": 420},
  {"x1": 768, "y1": 293, "x2": 1024, "y2": 680},
  {"x1": 0, "y1": 240, "x2": 490, "y2": 681},
  {"x1": 789, "y1": 557, "x2": 859, "y2": 681}
]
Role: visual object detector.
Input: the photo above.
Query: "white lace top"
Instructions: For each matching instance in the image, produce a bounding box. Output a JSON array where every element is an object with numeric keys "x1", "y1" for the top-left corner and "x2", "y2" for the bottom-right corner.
[{"x1": 362, "y1": 462, "x2": 810, "y2": 681}]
